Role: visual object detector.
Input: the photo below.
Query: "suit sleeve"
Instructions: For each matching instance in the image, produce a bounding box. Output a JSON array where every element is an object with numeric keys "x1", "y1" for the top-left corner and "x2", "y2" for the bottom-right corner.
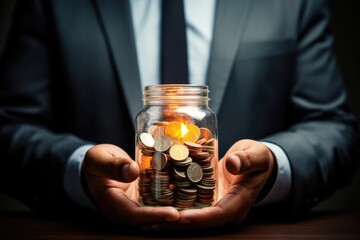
[
  {"x1": 0, "y1": 0, "x2": 91, "y2": 211},
  {"x1": 262, "y1": 0, "x2": 360, "y2": 214}
]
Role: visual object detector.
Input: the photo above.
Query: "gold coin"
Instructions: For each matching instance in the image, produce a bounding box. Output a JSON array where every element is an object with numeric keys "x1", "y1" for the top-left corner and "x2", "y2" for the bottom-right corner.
[
  {"x1": 165, "y1": 121, "x2": 182, "y2": 139},
  {"x1": 186, "y1": 124, "x2": 200, "y2": 142},
  {"x1": 182, "y1": 131, "x2": 197, "y2": 142},
  {"x1": 169, "y1": 144, "x2": 189, "y2": 161}
]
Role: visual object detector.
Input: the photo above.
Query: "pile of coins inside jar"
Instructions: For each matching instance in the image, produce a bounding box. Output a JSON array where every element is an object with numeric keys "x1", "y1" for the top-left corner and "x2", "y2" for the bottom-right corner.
[{"x1": 137, "y1": 121, "x2": 216, "y2": 208}]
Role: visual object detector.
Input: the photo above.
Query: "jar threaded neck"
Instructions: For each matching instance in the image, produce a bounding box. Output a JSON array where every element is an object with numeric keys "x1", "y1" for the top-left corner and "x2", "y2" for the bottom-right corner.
[{"x1": 143, "y1": 84, "x2": 209, "y2": 105}]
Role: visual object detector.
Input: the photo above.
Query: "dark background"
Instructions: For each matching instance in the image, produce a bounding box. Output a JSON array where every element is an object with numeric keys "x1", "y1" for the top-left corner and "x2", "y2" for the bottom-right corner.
[{"x1": 0, "y1": 0, "x2": 359, "y2": 212}]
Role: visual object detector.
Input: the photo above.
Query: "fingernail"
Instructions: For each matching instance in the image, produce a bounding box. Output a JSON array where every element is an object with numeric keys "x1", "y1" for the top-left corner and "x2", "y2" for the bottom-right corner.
[
  {"x1": 121, "y1": 163, "x2": 131, "y2": 181},
  {"x1": 228, "y1": 153, "x2": 240, "y2": 173}
]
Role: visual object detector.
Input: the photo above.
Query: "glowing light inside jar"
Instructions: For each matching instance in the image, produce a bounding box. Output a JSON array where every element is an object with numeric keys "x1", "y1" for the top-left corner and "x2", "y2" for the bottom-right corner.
[{"x1": 180, "y1": 123, "x2": 189, "y2": 138}]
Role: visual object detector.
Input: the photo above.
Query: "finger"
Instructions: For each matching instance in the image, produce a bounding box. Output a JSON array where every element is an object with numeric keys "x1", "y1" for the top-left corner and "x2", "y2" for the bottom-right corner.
[
  {"x1": 177, "y1": 185, "x2": 253, "y2": 228},
  {"x1": 133, "y1": 206, "x2": 180, "y2": 226},
  {"x1": 141, "y1": 207, "x2": 226, "y2": 231},
  {"x1": 83, "y1": 144, "x2": 140, "y2": 182},
  {"x1": 179, "y1": 206, "x2": 227, "y2": 227},
  {"x1": 226, "y1": 149, "x2": 270, "y2": 175},
  {"x1": 86, "y1": 156, "x2": 139, "y2": 183},
  {"x1": 99, "y1": 187, "x2": 180, "y2": 226}
]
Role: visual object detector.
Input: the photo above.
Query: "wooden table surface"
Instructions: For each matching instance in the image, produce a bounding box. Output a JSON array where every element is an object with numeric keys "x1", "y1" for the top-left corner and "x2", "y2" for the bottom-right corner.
[{"x1": 0, "y1": 211, "x2": 359, "y2": 239}]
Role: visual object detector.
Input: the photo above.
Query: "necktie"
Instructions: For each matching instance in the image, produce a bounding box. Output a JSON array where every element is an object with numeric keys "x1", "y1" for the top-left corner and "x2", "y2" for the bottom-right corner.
[{"x1": 161, "y1": 0, "x2": 189, "y2": 84}]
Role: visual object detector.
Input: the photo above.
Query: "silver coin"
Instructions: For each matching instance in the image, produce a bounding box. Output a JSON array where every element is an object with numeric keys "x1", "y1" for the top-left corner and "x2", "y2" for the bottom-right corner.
[
  {"x1": 140, "y1": 132, "x2": 155, "y2": 148},
  {"x1": 151, "y1": 152, "x2": 167, "y2": 170},
  {"x1": 173, "y1": 156, "x2": 192, "y2": 167},
  {"x1": 174, "y1": 167, "x2": 187, "y2": 178},
  {"x1": 147, "y1": 125, "x2": 157, "y2": 136},
  {"x1": 177, "y1": 187, "x2": 197, "y2": 195},
  {"x1": 154, "y1": 136, "x2": 172, "y2": 152},
  {"x1": 186, "y1": 162, "x2": 203, "y2": 183}
]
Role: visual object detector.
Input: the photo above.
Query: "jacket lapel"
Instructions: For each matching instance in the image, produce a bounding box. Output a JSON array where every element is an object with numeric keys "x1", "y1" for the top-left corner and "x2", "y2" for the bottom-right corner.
[
  {"x1": 207, "y1": 0, "x2": 252, "y2": 115},
  {"x1": 93, "y1": 0, "x2": 142, "y2": 124},
  {"x1": 92, "y1": 0, "x2": 252, "y2": 119}
]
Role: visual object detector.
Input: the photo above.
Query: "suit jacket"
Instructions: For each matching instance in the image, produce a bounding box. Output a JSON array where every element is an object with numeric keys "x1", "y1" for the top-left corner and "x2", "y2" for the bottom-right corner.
[{"x1": 0, "y1": 0, "x2": 359, "y2": 215}]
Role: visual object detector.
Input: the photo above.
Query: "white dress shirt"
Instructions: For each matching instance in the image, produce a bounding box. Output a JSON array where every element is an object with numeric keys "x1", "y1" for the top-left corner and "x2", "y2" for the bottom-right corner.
[{"x1": 63, "y1": 0, "x2": 292, "y2": 209}]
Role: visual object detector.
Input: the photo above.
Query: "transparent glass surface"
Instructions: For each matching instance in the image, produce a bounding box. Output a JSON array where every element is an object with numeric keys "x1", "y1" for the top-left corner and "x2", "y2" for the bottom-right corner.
[{"x1": 135, "y1": 85, "x2": 218, "y2": 209}]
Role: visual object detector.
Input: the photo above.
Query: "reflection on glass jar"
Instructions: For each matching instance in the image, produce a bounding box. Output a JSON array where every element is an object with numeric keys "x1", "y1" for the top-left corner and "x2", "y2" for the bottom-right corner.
[{"x1": 135, "y1": 84, "x2": 218, "y2": 209}]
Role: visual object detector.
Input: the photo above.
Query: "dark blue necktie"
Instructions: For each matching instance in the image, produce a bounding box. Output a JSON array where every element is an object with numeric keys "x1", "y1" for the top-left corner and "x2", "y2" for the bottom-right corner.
[{"x1": 161, "y1": 0, "x2": 189, "y2": 84}]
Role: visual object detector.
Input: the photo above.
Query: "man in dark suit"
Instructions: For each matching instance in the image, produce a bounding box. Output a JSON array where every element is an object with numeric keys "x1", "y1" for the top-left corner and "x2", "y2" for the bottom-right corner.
[{"x1": 0, "y1": 0, "x2": 359, "y2": 229}]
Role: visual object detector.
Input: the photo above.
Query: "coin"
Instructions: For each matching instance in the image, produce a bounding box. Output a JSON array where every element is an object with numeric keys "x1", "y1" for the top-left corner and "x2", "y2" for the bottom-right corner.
[
  {"x1": 182, "y1": 131, "x2": 197, "y2": 142},
  {"x1": 155, "y1": 121, "x2": 169, "y2": 126},
  {"x1": 140, "y1": 132, "x2": 155, "y2": 148},
  {"x1": 201, "y1": 145, "x2": 215, "y2": 152},
  {"x1": 151, "y1": 152, "x2": 167, "y2": 171},
  {"x1": 191, "y1": 151, "x2": 211, "y2": 160},
  {"x1": 184, "y1": 141, "x2": 202, "y2": 149},
  {"x1": 173, "y1": 156, "x2": 192, "y2": 167},
  {"x1": 154, "y1": 136, "x2": 172, "y2": 152},
  {"x1": 169, "y1": 144, "x2": 189, "y2": 161},
  {"x1": 205, "y1": 138, "x2": 215, "y2": 146},
  {"x1": 175, "y1": 192, "x2": 197, "y2": 201},
  {"x1": 152, "y1": 126, "x2": 166, "y2": 139},
  {"x1": 165, "y1": 121, "x2": 182, "y2": 139},
  {"x1": 196, "y1": 184, "x2": 215, "y2": 191},
  {"x1": 138, "y1": 121, "x2": 216, "y2": 208},
  {"x1": 186, "y1": 162, "x2": 203, "y2": 183},
  {"x1": 147, "y1": 125, "x2": 157, "y2": 136},
  {"x1": 185, "y1": 124, "x2": 200, "y2": 142},
  {"x1": 177, "y1": 187, "x2": 197, "y2": 195},
  {"x1": 141, "y1": 147, "x2": 155, "y2": 156},
  {"x1": 174, "y1": 167, "x2": 187, "y2": 178},
  {"x1": 174, "y1": 178, "x2": 192, "y2": 188},
  {"x1": 196, "y1": 138, "x2": 207, "y2": 145},
  {"x1": 200, "y1": 127, "x2": 213, "y2": 140}
]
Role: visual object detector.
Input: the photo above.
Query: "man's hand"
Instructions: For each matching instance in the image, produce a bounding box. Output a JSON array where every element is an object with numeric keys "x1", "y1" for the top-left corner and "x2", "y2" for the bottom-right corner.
[
  {"x1": 147, "y1": 139, "x2": 277, "y2": 230},
  {"x1": 82, "y1": 144, "x2": 180, "y2": 226}
]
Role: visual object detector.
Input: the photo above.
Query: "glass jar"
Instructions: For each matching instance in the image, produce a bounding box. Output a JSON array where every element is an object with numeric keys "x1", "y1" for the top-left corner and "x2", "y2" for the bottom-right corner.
[{"x1": 135, "y1": 84, "x2": 218, "y2": 209}]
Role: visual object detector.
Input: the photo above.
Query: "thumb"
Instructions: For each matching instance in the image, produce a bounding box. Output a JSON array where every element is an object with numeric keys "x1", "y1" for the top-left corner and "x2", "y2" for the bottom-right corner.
[
  {"x1": 225, "y1": 149, "x2": 270, "y2": 175},
  {"x1": 83, "y1": 144, "x2": 140, "y2": 182}
]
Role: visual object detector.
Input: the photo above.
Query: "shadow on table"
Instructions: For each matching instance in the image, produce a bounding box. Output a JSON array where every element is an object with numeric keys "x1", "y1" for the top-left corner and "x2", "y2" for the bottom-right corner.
[{"x1": 1, "y1": 209, "x2": 354, "y2": 239}]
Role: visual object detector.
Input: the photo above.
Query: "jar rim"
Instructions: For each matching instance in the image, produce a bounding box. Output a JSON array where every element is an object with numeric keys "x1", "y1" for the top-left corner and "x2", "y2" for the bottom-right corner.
[{"x1": 143, "y1": 84, "x2": 210, "y2": 105}]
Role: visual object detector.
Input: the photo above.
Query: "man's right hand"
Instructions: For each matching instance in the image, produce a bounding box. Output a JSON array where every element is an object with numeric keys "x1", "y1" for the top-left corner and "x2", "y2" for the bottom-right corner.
[{"x1": 82, "y1": 144, "x2": 180, "y2": 226}]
